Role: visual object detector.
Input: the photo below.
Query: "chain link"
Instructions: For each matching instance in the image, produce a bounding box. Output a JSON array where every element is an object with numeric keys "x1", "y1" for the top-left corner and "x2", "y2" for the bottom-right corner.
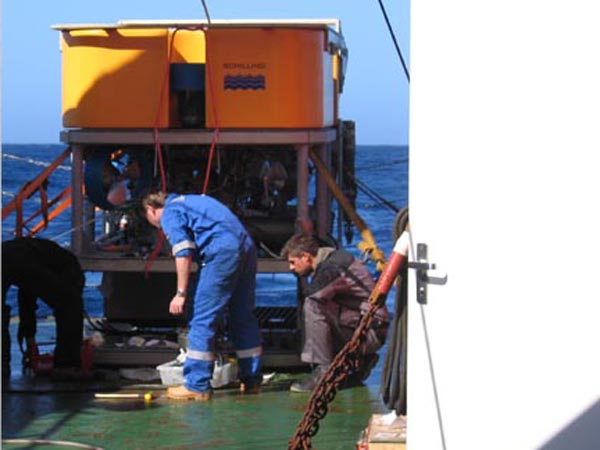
[{"x1": 288, "y1": 287, "x2": 384, "y2": 450}]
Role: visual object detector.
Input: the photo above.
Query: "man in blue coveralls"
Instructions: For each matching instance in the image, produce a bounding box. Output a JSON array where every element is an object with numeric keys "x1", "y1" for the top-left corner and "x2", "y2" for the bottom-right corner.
[{"x1": 142, "y1": 190, "x2": 263, "y2": 400}]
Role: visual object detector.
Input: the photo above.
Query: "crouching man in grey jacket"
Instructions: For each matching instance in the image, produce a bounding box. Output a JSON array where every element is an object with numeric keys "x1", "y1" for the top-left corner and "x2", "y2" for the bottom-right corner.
[{"x1": 281, "y1": 233, "x2": 389, "y2": 392}]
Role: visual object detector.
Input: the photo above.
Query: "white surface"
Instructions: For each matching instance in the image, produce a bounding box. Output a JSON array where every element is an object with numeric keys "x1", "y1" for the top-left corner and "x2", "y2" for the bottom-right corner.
[{"x1": 408, "y1": 1, "x2": 600, "y2": 449}]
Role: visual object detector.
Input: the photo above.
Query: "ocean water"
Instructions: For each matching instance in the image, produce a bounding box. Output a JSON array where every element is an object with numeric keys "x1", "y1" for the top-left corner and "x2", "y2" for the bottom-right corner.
[{"x1": 1, "y1": 143, "x2": 408, "y2": 319}]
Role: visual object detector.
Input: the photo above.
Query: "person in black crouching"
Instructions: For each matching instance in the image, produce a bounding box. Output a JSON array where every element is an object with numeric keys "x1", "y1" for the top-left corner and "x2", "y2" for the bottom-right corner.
[{"x1": 2, "y1": 237, "x2": 85, "y2": 384}]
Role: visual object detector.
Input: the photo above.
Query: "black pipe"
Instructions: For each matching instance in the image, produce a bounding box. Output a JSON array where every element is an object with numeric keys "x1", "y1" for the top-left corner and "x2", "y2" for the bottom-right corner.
[{"x1": 380, "y1": 206, "x2": 409, "y2": 414}]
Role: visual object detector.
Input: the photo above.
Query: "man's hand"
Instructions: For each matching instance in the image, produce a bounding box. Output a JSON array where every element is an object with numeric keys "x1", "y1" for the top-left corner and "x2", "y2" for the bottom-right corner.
[{"x1": 169, "y1": 295, "x2": 186, "y2": 315}]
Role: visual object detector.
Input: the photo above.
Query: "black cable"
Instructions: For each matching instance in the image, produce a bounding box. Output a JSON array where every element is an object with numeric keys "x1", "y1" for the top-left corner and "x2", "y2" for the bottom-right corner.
[
  {"x1": 200, "y1": 0, "x2": 212, "y2": 24},
  {"x1": 356, "y1": 158, "x2": 408, "y2": 172},
  {"x1": 346, "y1": 169, "x2": 400, "y2": 213},
  {"x1": 354, "y1": 177, "x2": 400, "y2": 213},
  {"x1": 376, "y1": 0, "x2": 411, "y2": 83},
  {"x1": 83, "y1": 310, "x2": 133, "y2": 335},
  {"x1": 380, "y1": 207, "x2": 409, "y2": 415}
]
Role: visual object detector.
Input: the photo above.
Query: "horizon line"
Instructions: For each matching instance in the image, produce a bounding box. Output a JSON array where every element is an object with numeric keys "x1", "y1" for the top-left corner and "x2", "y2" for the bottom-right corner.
[{"x1": 2, "y1": 141, "x2": 409, "y2": 147}]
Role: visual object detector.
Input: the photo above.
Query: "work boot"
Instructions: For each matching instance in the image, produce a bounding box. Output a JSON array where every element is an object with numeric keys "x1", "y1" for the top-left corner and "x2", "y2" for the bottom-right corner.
[
  {"x1": 166, "y1": 385, "x2": 212, "y2": 401},
  {"x1": 239, "y1": 382, "x2": 260, "y2": 395},
  {"x1": 237, "y1": 356, "x2": 262, "y2": 393},
  {"x1": 290, "y1": 365, "x2": 328, "y2": 393}
]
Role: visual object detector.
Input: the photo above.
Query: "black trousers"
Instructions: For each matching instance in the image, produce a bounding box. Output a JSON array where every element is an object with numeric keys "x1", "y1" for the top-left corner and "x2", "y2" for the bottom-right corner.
[{"x1": 2, "y1": 238, "x2": 84, "y2": 373}]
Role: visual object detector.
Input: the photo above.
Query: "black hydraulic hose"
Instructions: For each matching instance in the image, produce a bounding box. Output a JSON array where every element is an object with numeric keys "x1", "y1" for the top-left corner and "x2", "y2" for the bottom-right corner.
[
  {"x1": 200, "y1": 0, "x2": 212, "y2": 24},
  {"x1": 344, "y1": 168, "x2": 400, "y2": 213},
  {"x1": 376, "y1": 0, "x2": 410, "y2": 83},
  {"x1": 354, "y1": 176, "x2": 400, "y2": 213},
  {"x1": 380, "y1": 207, "x2": 409, "y2": 414}
]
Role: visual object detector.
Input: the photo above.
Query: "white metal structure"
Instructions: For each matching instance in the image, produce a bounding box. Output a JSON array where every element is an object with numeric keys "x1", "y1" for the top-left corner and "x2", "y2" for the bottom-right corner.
[{"x1": 408, "y1": 1, "x2": 600, "y2": 449}]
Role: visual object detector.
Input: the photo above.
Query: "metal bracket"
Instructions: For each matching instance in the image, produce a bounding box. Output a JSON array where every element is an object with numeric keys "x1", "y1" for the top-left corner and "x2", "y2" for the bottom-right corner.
[{"x1": 408, "y1": 243, "x2": 448, "y2": 304}]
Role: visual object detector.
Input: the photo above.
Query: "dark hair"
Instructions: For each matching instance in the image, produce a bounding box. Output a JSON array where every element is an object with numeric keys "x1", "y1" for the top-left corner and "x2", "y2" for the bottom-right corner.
[{"x1": 280, "y1": 234, "x2": 320, "y2": 258}]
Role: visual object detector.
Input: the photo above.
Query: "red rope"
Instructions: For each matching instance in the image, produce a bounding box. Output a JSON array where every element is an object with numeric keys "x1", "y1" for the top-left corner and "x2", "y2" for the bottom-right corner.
[
  {"x1": 152, "y1": 28, "x2": 185, "y2": 193},
  {"x1": 144, "y1": 229, "x2": 166, "y2": 278},
  {"x1": 202, "y1": 131, "x2": 220, "y2": 195},
  {"x1": 153, "y1": 130, "x2": 168, "y2": 193},
  {"x1": 146, "y1": 28, "x2": 185, "y2": 276},
  {"x1": 201, "y1": 26, "x2": 220, "y2": 195},
  {"x1": 152, "y1": 26, "x2": 221, "y2": 195},
  {"x1": 146, "y1": 25, "x2": 222, "y2": 276}
]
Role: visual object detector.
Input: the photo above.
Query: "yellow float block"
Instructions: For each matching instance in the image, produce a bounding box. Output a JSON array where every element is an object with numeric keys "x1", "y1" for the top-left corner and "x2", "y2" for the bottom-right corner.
[
  {"x1": 58, "y1": 24, "x2": 338, "y2": 129},
  {"x1": 204, "y1": 27, "x2": 334, "y2": 128},
  {"x1": 60, "y1": 27, "x2": 206, "y2": 128}
]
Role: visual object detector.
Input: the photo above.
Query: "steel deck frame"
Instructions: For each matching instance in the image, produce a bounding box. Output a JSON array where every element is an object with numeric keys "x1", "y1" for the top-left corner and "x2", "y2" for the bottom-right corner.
[{"x1": 61, "y1": 127, "x2": 338, "y2": 273}]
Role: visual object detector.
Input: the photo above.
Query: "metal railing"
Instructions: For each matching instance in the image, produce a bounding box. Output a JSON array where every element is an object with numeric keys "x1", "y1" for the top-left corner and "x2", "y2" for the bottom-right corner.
[{"x1": 2, "y1": 147, "x2": 73, "y2": 237}]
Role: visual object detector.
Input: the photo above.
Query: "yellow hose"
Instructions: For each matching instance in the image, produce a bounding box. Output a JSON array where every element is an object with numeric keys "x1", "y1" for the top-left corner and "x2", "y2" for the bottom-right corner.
[
  {"x1": 357, "y1": 228, "x2": 386, "y2": 271},
  {"x1": 308, "y1": 148, "x2": 386, "y2": 271}
]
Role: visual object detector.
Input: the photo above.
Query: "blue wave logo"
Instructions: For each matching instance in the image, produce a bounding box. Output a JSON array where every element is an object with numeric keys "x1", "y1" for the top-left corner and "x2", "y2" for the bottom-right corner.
[{"x1": 224, "y1": 74, "x2": 266, "y2": 90}]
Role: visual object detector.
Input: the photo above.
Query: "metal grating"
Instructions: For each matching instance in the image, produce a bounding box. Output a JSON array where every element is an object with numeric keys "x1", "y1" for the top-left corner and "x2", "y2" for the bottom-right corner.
[{"x1": 253, "y1": 306, "x2": 298, "y2": 329}]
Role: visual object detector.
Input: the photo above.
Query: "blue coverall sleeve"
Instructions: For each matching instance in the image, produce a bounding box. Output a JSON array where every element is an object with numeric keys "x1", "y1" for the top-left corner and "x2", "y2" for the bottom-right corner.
[{"x1": 160, "y1": 206, "x2": 196, "y2": 258}]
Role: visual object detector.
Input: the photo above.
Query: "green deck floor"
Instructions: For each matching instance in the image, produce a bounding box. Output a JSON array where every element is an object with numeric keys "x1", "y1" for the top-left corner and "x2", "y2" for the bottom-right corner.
[
  {"x1": 3, "y1": 383, "x2": 381, "y2": 449},
  {"x1": 2, "y1": 321, "x2": 389, "y2": 449}
]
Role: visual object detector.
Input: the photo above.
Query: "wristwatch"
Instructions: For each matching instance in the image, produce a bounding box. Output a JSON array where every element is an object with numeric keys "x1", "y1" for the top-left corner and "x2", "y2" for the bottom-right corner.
[{"x1": 175, "y1": 288, "x2": 186, "y2": 297}]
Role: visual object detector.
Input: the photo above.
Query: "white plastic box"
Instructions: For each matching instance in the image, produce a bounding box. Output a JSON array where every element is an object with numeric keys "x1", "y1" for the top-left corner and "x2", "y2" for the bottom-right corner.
[
  {"x1": 156, "y1": 359, "x2": 184, "y2": 386},
  {"x1": 156, "y1": 355, "x2": 238, "y2": 388}
]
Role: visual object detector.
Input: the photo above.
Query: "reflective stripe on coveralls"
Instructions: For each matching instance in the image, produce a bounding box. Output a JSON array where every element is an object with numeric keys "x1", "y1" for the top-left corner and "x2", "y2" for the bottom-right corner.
[
  {"x1": 171, "y1": 240, "x2": 196, "y2": 255},
  {"x1": 236, "y1": 346, "x2": 262, "y2": 358},
  {"x1": 160, "y1": 194, "x2": 263, "y2": 393},
  {"x1": 187, "y1": 349, "x2": 216, "y2": 361},
  {"x1": 187, "y1": 346, "x2": 262, "y2": 360}
]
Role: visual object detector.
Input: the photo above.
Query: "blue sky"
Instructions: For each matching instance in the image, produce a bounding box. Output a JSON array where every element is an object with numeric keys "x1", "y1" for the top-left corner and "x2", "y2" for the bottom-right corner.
[{"x1": 1, "y1": 1, "x2": 409, "y2": 145}]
